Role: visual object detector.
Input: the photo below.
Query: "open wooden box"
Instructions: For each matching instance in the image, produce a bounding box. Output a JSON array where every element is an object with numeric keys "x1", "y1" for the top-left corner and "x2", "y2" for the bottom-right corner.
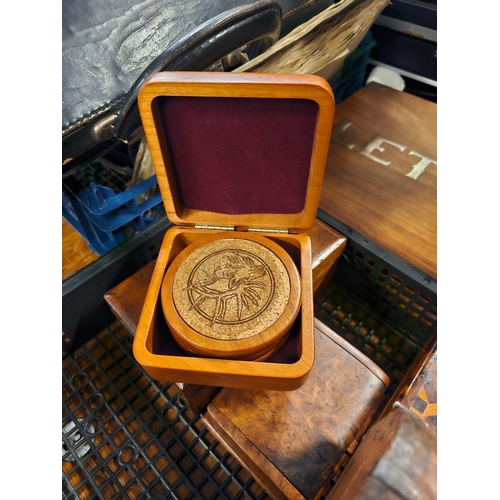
[{"x1": 133, "y1": 72, "x2": 335, "y2": 390}]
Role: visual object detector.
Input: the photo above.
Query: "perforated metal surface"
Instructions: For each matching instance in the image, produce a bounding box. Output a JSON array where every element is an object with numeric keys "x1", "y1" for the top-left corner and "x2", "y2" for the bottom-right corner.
[
  {"x1": 62, "y1": 323, "x2": 269, "y2": 500},
  {"x1": 62, "y1": 225, "x2": 437, "y2": 498},
  {"x1": 314, "y1": 240, "x2": 437, "y2": 391}
]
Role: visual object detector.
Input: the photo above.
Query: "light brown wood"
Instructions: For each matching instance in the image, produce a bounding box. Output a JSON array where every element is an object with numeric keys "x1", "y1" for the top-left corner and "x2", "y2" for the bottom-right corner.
[
  {"x1": 319, "y1": 83, "x2": 436, "y2": 279},
  {"x1": 309, "y1": 217, "x2": 346, "y2": 292},
  {"x1": 105, "y1": 219, "x2": 346, "y2": 411},
  {"x1": 315, "y1": 318, "x2": 389, "y2": 385},
  {"x1": 133, "y1": 72, "x2": 338, "y2": 391},
  {"x1": 138, "y1": 71, "x2": 335, "y2": 232},
  {"x1": 161, "y1": 232, "x2": 301, "y2": 360},
  {"x1": 105, "y1": 220, "x2": 346, "y2": 336},
  {"x1": 105, "y1": 260, "x2": 156, "y2": 335},
  {"x1": 133, "y1": 226, "x2": 315, "y2": 391},
  {"x1": 62, "y1": 218, "x2": 99, "y2": 280}
]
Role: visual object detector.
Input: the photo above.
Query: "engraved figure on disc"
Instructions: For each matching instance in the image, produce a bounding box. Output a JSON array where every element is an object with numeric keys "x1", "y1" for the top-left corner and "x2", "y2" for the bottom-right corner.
[
  {"x1": 186, "y1": 250, "x2": 274, "y2": 326},
  {"x1": 171, "y1": 238, "x2": 291, "y2": 341}
]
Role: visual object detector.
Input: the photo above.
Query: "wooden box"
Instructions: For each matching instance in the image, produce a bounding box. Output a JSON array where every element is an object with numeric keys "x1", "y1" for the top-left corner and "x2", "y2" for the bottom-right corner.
[
  {"x1": 133, "y1": 72, "x2": 335, "y2": 390},
  {"x1": 329, "y1": 406, "x2": 437, "y2": 500},
  {"x1": 319, "y1": 82, "x2": 437, "y2": 280},
  {"x1": 203, "y1": 319, "x2": 390, "y2": 500}
]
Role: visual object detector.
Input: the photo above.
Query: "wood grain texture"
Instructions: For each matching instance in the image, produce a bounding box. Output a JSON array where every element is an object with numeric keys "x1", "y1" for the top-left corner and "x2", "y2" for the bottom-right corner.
[
  {"x1": 315, "y1": 319, "x2": 389, "y2": 386},
  {"x1": 203, "y1": 319, "x2": 390, "y2": 500},
  {"x1": 62, "y1": 218, "x2": 99, "y2": 280},
  {"x1": 104, "y1": 260, "x2": 156, "y2": 335},
  {"x1": 161, "y1": 232, "x2": 301, "y2": 360},
  {"x1": 396, "y1": 346, "x2": 437, "y2": 433},
  {"x1": 309, "y1": 218, "x2": 346, "y2": 292},
  {"x1": 330, "y1": 406, "x2": 437, "y2": 500},
  {"x1": 319, "y1": 83, "x2": 436, "y2": 279},
  {"x1": 138, "y1": 71, "x2": 335, "y2": 232},
  {"x1": 133, "y1": 226, "x2": 315, "y2": 390},
  {"x1": 104, "y1": 220, "x2": 345, "y2": 334},
  {"x1": 104, "y1": 219, "x2": 346, "y2": 408},
  {"x1": 203, "y1": 405, "x2": 304, "y2": 500}
]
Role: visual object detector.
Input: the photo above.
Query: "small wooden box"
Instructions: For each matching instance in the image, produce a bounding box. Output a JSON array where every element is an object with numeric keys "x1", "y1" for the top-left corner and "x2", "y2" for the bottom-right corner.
[{"x1": 133, "y1": 72, "x2": 335, "y2": 390}]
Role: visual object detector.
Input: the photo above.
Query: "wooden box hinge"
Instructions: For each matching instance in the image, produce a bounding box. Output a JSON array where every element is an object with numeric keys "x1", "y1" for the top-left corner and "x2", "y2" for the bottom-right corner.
[
  {"x1": 248, "y1": 227, "x2": 289, "y2": 234},
  {"x1": 191, "y1": 225, "x2": 296, "y2": 234},
  {"x1": 194, "y1": 224, "x2": 235, "y2": 231}
]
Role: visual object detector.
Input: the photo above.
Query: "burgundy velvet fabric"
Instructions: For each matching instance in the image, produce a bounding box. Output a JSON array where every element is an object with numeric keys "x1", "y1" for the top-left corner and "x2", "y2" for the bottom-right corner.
[
  {"x1": 153, "y1": 96, "x2": 319, "y2": 214},
  {"x1": 153, "y1": 306, "x2": 301, "y2": 364}
]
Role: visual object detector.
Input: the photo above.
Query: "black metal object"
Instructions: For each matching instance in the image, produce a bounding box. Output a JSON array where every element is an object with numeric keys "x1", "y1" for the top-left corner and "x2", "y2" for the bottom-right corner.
[
  {"x1": 378, "y1": 0, "x2": 436, "y2": 30},
  {"x1": 369, "y1": 0, "x2": 437, "y2": 102},
  {"x1": 317, "y1": 209, "x2": 436, "y2": 295},
  {"x1": 370, "y1": 24, "x2": 437, "y2": 81},
  {"x1": 315, "y1": 210, "x2": 437, "y2": 391},
  {"x1": 62, "y1": 323, "x2": 270, "y2": 499}
]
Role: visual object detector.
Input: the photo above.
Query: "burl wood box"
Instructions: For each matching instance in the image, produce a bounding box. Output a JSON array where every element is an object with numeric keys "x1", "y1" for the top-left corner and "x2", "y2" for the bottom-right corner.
[{"x1": 133, "y1": 72, "x2": 335, "y2": 390}]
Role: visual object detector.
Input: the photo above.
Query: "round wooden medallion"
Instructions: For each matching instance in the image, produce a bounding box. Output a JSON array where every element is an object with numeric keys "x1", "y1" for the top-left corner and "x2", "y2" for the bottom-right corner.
[{"x1": 161, "y1": 232, "x2": 301, "y2": 360}]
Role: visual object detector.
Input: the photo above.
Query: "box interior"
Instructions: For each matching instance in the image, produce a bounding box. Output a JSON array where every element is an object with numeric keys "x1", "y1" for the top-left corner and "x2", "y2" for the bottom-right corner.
[
  {"x1": 149, "y1": 230, "x2": 304, "y2": 365},
  {"x1": 151, "y1": 96, "x2": 319, "y2": 216}
]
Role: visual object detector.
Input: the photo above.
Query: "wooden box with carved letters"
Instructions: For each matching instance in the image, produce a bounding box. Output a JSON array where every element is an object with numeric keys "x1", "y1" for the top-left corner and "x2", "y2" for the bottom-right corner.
[
  {"x1": 133, "y1": 72, "x2": 335, "y2": 390},
  {"x1": 320, "y1": 82, "x2": 437, "y2": 281}
]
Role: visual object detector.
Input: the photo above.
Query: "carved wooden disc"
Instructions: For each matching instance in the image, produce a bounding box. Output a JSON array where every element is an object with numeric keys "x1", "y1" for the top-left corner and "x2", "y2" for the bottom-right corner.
[{"x1": 161, "y1": 232, "x2": 301, "y2": 360}]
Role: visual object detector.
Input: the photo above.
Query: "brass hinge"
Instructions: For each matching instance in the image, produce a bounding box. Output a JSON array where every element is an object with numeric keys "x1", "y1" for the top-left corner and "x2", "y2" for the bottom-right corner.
[
  {"x1": 248, "y1": 227, "x2": 289, "y2": 234},
  {"x1": 194, "y1": 224, "x2": 235, "y2": 231}
]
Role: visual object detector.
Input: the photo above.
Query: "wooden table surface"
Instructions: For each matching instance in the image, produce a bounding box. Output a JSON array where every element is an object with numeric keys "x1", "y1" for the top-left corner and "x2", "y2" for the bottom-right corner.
[
  {"x1": 62, "y1": 218, "x2": 99, "y2": 280},
  {"x1": 319, "y1": 83, "x2": 437, "y2": 280}
]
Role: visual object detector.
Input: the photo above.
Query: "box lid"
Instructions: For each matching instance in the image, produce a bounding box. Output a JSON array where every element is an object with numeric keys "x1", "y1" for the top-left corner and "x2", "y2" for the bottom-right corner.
[
  {"x1": 319, "y1": 83, "x2": 437, "y2": 280},
  {"x1": 138, "y1": 72, "x2": 335, "y2": 232}
]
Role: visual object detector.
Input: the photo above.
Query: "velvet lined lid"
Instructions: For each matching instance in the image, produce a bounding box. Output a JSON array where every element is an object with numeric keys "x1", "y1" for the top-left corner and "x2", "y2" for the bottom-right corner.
[
  {"x1": 152, "y1": 96, "x2": 318, "y2": 215},
  {"x1": 138, "y1": 72, "x2": 335, "y2": 230}
]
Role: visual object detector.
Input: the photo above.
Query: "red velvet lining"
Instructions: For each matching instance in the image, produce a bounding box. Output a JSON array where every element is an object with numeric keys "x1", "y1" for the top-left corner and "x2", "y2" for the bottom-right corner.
[
  {"x1": 153, "y1": 96, "x2": 318, "y2": 215},
  {"x1": 153, "y1": 308, "x2": 301, "y2": 364}
]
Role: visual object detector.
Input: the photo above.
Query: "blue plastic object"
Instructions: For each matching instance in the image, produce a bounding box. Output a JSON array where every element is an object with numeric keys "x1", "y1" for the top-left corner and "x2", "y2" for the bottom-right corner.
[
  {"x1": 63, "y1": 34, "x2": 376, "y2": 256},
  {"x1": 63, "y1": 161, "x2": 165, "y2": 255},
  {"x1": 329, "y1": 31, "x2": 377, "y2": 104}
]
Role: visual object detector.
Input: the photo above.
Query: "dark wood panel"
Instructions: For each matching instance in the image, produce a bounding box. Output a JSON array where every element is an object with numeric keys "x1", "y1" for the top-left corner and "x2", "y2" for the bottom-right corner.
[
  {"x1": 398, "y1": 348, "x2": 437, "y2": 433},
  {"x1": 330, "y1": 406, "x2": 437, "y2": 500},
  {"x1": 319, "y1": 83, "x2": 437, "y2": 280}
]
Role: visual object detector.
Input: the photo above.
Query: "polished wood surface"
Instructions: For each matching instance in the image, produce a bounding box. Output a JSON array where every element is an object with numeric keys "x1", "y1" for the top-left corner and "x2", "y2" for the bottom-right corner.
[
  {"x1": 138, "y1": 72, "x2": 335, "y2": 232},
  {"x1": 133, "y1": 226, "x2": 315, "y2": 390},
  {"x1": 319, "y1": 83, "x2": 437, "y2": 280},
  {"x1": 161, "y1": 232, "x2": 302, "y2": 361},
  {"x1": 132, "y1": 72, "x2": 342, "y2": 389},
  {"x1": 309, "y1": 218, "x2": 346, "y2": 292},
  {"x1": 104, "y1": 219, "x2": 346, "y2": 334},
  {"x1": 330, "y1": 406, "x2": 437, "y2": 500},
  {"x1": 105, "y1": 259, "x2": 156, "y2": 335},
  {"x1": 203, "y1": 318, "x2": 390, "y2": 500},
  {"x1": 104, "y1": 219, "x2": 346, "y2": 411},
  {"x1": 395, "y1": 344, "x2": 437, "y2": 433},
  {"x1": 62, "y1": 218, "x2": 99, "y2": 280}
]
